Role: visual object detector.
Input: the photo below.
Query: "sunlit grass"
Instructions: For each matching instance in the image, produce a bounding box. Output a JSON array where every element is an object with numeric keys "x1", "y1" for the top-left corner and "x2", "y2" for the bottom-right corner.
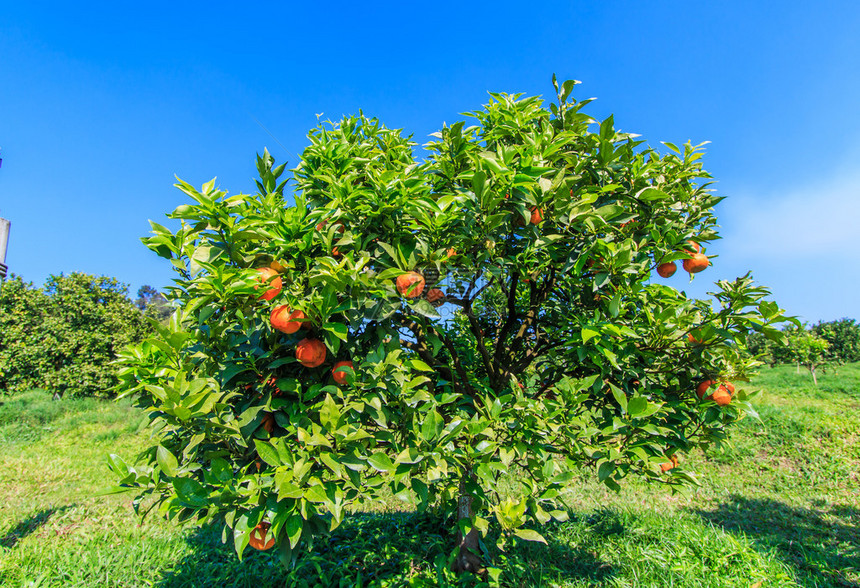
[{"x1": 0, "y1": 365, "x2": 857, "y2": 586}]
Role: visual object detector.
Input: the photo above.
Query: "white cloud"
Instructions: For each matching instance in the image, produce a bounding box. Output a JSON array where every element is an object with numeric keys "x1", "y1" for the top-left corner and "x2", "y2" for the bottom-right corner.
[{"x1": 720, "y1": 170, "x2": 860, "y2": 258}]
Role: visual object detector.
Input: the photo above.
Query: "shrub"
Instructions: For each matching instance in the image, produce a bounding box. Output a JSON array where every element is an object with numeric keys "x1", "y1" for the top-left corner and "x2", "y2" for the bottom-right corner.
[{"x1": 0, "y1": 273, "x2": 150, "y2": 397}]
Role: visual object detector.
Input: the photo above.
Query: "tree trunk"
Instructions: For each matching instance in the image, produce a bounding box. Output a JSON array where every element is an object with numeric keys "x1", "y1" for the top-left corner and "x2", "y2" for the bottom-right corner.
[
  {"x1": 810, "y1": 365, "x2": 818, "y2": 386},
  {"x1": 796, "y1": 361, "x2": 800, "y2": 374},
  {"x1": 451, "y1": 469, "x2": 486, "y2": 576}
]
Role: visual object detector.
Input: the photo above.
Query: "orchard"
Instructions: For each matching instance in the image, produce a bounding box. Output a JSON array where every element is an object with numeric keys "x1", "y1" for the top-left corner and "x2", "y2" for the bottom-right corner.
[{"x1": 111, "y1": 78, "x2": 792, "y2": 576}]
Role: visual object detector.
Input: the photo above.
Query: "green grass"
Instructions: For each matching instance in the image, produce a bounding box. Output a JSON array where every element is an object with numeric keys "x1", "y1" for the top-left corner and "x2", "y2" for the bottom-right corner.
[{"x1": 0, "y1": 365, "x2": 857, "y2": 587}]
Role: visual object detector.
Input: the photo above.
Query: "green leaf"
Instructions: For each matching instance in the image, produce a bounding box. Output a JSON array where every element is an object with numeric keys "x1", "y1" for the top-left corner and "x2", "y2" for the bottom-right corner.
[
  {"x1": 609, "y1": 294, "x2": 621, "y2": 318},
  {"x1": 514, "y1": 529, "x2": 548, "y2": 544},
  {"x1": 254, "y1": 439, "x2": 282, "y2": 467},
  {"x1": 597, "y1": 460, "x2": 615, "y2": 482},
  {"x1": 367, "y1": 452, "x2": 395, "y2": 473},
  {"x1": 627, "y1": 396, "x2": 648, "y2": 417},
  {"x1": 411, "y1": 300, "x2": 441, "y2": 319},
  {"x1": 304, "y1": 485, "x2": 328, "y2": 504},
  {"x1": 409, "y1": 359, "x2": 433, "y2": 372},
  {"x1": 157, "y1": 445, "x2": 179, "y2": 477},
  {"x1": 323, "y1": 322, "x2": 349, "y2": 341},
  {"x1": 421, "y1": 410, "x2": 444, "y2": 441},
  {"x1": 173, "y1": 477, "x2": 208, "y2": 507},
  {"x1": 609, "y1": 383, "x2": 627, "y2": 413},
  {"x1": 285, "y1": 514, "x2": 303, "y2": 549},
  {"x1": 581, "y1": 327, "x2": 599, "y2": 344}
]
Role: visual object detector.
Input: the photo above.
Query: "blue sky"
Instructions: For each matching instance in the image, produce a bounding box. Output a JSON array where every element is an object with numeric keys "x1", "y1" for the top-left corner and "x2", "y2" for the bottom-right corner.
[{"x1": 1, "y1": 2, "x2": 858, "y2": 323}]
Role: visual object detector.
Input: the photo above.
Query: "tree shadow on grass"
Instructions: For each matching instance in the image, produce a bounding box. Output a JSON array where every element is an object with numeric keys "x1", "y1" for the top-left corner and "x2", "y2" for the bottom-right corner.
[
  {"x1": 692, "y1": 495, "x2": 860, "y2": 588},
  {"x1": 155, "y1": 511, "x2": 615, "y2": 587},
  {"x1": 0, "y1": 506, "x2": 72, "y2": 548}
]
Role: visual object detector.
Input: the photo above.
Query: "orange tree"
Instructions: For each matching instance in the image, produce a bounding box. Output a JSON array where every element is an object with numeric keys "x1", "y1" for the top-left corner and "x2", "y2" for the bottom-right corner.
[{"x1": 111, "y1": 78, "x2": 791, "y2": 575}]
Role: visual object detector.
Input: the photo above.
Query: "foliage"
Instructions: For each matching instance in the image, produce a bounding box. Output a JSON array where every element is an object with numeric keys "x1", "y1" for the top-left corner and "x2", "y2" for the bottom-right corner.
[
  {"x1": 112, "y1": 79, "x2": 791, "y2": 569},
  {"x1": 812, "y1": 317, "x2": 860, "y2": 364},
  {"x1": 747, "y1": 318, "x2": 858, "y2": 370},
  {"x1": 4, "y1": 365, "x2": 859, "y2": 586},
  {"x1": 0, "y1": 273, "x2": 150, "y2": 397},
  {"x1": 770, "y1": 326, "x2": 829, "y2": 385}
]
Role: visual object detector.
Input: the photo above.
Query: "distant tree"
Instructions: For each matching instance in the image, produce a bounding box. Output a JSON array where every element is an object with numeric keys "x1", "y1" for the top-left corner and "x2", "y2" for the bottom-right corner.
[
  {"x1": 811, "y1": 318, "x2": 860, "y2": 364},
  {"x1": 136, "y1": 284, "x2": 173, "y2": 323},
  {"x1": 0, "y1": 273, "x2": 150, "y2": 397},
  {"x1": 135, "y1": 285, "x2": 160, "y2": 310},
  {"x1": 776, "y1": 327, "x2": 830, "y2": 386},
  {"x1": 0, "y1": 276, "x2": 52, "y2": 394}
]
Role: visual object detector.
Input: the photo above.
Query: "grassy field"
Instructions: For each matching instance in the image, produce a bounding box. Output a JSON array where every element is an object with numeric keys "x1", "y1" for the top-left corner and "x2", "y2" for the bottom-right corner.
[{"x1": 0, "y1": 364, "x2": 857, "y2": 587}]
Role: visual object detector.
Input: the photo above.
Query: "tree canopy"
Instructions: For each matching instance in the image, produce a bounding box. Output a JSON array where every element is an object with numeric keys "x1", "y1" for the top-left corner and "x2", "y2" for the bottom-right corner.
[
  {"x1": 112, "y1": 79, "x2": 791, "y2": 573},
  {"x1": 0, "y1": 273, "x2": 149, "y2": 397}
]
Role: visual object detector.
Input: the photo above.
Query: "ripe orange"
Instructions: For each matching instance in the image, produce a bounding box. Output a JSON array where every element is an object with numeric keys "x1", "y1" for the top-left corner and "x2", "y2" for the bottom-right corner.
[
  {"x1": 660, "y1": 455, "x2": 679, "y2": 472},
  {"x1": 529, "y1": 207, "x2": 543, "y2": 225},
  {"x1": 249, "y1": 522, "x2": 276, "y2": 551},
  {"x1": 696, "y1": 380, "x2": 715, "y2": 399},
  {"x1": 332, "y1": 360, "x2": 353, "y2": 385},
  {"x1": 269, "y1": 260, "x2": 286, "y2": 273},
  {"x1": 683, "y1": 253, "x2": 709, "y2": 274},
  {"x1": 711, "y1": 387, "x2": 732, "y2": 406},
  {"x1": 656, "y1": 262, "x2": 677, "y2": 278},
  {"x1": 270, "y1": 306, "x2": 306, "y2": 334},
  {"x1": 255, "y1": 268, "x2": 282, "y2": 301},
  {"x1": 426, "y1": 288, "x2": 445, "y2": 304},
  {"x1": 697, "y1": 379, "x2": 733, "y2": 405},
  {"x1": 396, "y1": 272, "x2": 425, "y2": 298},
  {"x1": 296, "y1": 338, "x2": 326, "y2": 368}
]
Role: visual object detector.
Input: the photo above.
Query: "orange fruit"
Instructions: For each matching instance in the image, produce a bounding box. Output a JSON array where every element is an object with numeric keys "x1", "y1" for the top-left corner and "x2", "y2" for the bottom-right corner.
[
  {"x1": 332, "y1": 360, "x2": 353, "y2": 385},
  {"x1": 261, "y1": 412, "x2": 275, "y2": 434},
  {"x1": 426, "y1": 288, "x2": 445, "y2": 303},
  {"x1": 249, "y1": 522, "x2": 276, "y2": 551},
  {"x1": 270, "y1": 306, "x2": 306, "y2": 334},
  {"x1": 255, "y1": 268, "x2": 282, "y2": 301},
  {"x1": 684, "y1": 240, "x2": 702, "y2": 254},
  {"x1": 269, "y1": 260, "x2": 286, "y2": 273},
  {"x1": 296, "y1": 338, "x2": 326, "y2": 368},
  {"x1": 660, "y1": 455, "x2": 679, "y2": 472},
  {"x1": 697, "y1": 380, "x2": 733, "y2": 405},
  {"x1": 696, "y1": 380, "x2": 715, "y2": 399},
  {"x1": 656, "y1": 262, "x2": 677, "y2": 278},
  {"x1": 396, "y1": 272, "x2": 425, "y2": 298},
  {"x1": 711, "y1": 387, "x2": 732, "y2": 406},
  {"x1": 446, "y1": 247, "x2": 457, "y2": 258},
  {"x1": 683, "y1": 253, "x2": 709, "y2": 274},
  {"x1": 529, "y1": 207, "x2": 543, "y2": 224}
]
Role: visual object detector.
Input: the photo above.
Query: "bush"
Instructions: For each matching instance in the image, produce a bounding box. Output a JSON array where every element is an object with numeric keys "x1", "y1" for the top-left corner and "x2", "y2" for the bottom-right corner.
[{"x1": 0, "y1": 273, "x2": 150, "y2": 397}]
